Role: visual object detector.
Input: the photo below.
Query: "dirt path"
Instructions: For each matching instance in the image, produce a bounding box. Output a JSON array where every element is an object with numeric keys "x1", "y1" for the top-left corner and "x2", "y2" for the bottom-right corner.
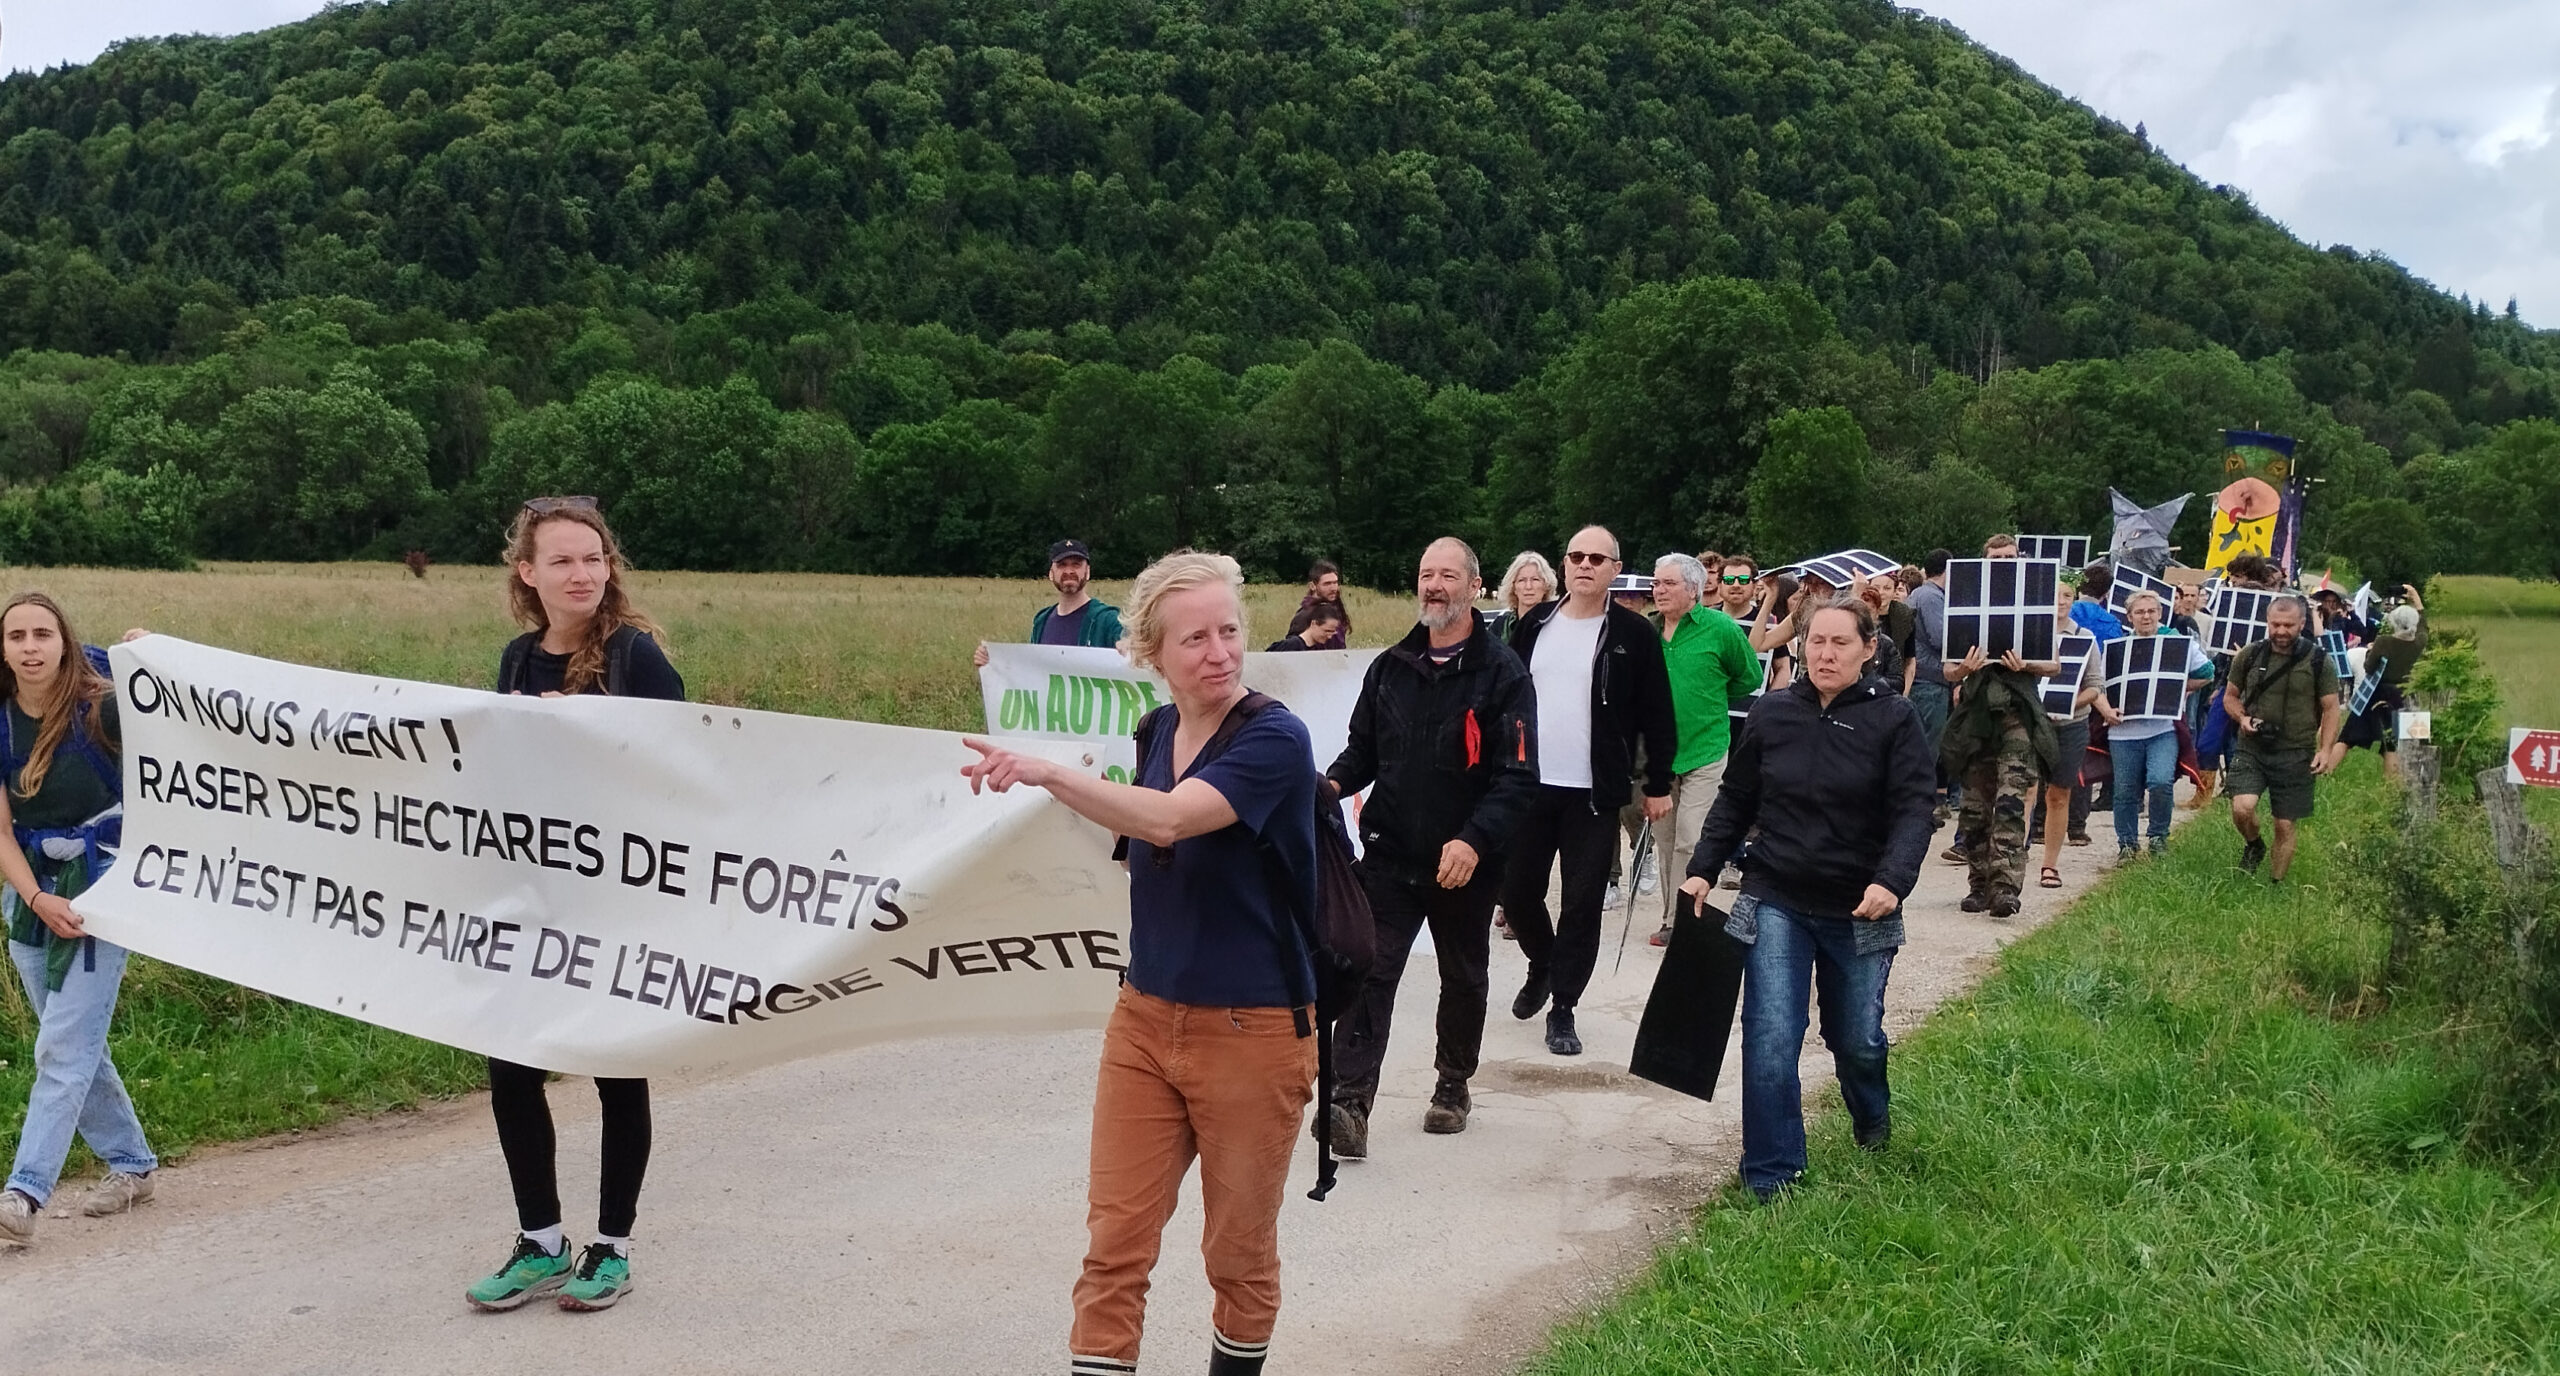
[{"x1": 0, "y1": 806, "x2": 2169, "y2": 1374}]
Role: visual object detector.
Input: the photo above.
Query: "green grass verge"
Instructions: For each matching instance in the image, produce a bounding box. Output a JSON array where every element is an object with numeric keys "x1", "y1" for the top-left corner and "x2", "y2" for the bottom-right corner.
[{"x1": 1529, "y1": 754, "x2": 2560, "y2": 1374}]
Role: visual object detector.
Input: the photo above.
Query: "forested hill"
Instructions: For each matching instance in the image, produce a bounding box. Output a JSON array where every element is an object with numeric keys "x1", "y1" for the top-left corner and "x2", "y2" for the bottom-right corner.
[{"x1": 2, "y1": 0, "x2": 2555, "y2": 583}]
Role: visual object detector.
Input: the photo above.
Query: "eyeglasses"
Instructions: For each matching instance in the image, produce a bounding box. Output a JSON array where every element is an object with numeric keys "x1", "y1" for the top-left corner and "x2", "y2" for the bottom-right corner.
[
  {"x1": 1720, "y1": 573, "x2": 1753, "y2": 585},
  {"x1": 1562, "y1": 551, "x2": 1618, "y2": 566},
  {"x1": 522, "y1": 495, "x2": 599, "y2": 515}
]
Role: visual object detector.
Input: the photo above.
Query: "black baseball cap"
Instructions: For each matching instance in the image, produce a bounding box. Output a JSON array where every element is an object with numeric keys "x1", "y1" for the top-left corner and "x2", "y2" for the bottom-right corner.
[{"x1": 1047, "y1": 539, "x2": 1092, "y2": 564}]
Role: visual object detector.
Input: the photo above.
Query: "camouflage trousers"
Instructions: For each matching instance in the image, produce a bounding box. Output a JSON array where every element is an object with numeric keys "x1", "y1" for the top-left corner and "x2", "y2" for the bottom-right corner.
[{"x1": 1958, "y1": 717, "x2": 2039, "y2": 903}]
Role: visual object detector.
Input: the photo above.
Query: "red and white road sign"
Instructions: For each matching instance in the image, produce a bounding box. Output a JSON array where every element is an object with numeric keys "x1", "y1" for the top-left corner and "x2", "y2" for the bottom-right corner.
[{"x1": 2510, "y1": 728, "x2": 2560, "y2": 787}]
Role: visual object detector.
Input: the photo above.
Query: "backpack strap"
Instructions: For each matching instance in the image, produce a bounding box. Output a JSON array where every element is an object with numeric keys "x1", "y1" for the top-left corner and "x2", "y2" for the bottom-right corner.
[
  {"x1": 604, "y1": 625, "x2": 642, "y2": 698},
  {"x1": 496, "y1": 632, "x2": 540, "y2": 695}
]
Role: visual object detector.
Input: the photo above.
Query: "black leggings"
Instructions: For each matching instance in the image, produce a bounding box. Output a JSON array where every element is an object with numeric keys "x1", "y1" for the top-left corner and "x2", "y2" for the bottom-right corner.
[{"x1": 487, "y1": 1058, "x2": 651, "y2": 1237}]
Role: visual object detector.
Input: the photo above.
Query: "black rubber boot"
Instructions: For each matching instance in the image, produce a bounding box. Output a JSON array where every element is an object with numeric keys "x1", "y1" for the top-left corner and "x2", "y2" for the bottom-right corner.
[{"x1": 1208, "y1": 1336, "x2": 1268, "y2": 1374}]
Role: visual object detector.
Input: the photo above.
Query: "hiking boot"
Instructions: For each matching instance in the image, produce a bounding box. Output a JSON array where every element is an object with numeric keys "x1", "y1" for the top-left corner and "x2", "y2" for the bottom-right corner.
[
  {"x1": 1328, "y1": 1103, "x2": 1369, "y2": 1160},
  {"x1": 466, "y1": 1234, "x2": 573, "y2": 1311},
  {"x1": 1511, "y1": 970, "x2": 1550, "y2": 1020},
  {"x1": 2238, "y1": 838, "x2": 2267, "y2": 875},
  {"x1": 1990, "y1": 894, "x2": 2021, "y2": 918},
  {"x1": 81, "y1": 1170, "x2": 154, "y2": 1217},
  {"x1": 1545, "y1": 1008, "x2": 1582, "y2": 1057},
  {"x1": 1854, "y1": 1118, "x2": 1891, "y2": 1152},
  {"x1": 0, "y1": 1189, "x2": 35, "y2": 1247},
  {"x1": 1960, "y1": 892, "x2": 1989, "y2": 913},
  {"x1": 2067, "y1": 832, "x2": 2092, "y2": 847},
  {"x1": 1720, "y1": 873, "x2": 1741, "y2": 889},
  {"x1": 2118, "y1": 843, "x2": 2139, "y2": 862},
  {"x1": 1648, "y1": 923, "x2": 1671, "y2": 948},
  {"x1": 557, "y1": 1242, "x2": 633, "y2": 1311},
  {"x1": 1422, "y1": 1078, "x2": 1471, "y2": 1134},
  {"x1": 1940, "y1": 841, "x2": 1968, "y2": 863},
  {"x1": 2149, "y1": 836, "x2": 2170, "y2": 858}
]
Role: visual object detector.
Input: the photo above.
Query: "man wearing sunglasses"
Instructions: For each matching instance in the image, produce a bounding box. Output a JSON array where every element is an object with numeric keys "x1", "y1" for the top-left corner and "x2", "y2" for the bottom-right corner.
[
  {"x1": 1499, "y1": 527, "x2": 1676, "y2": 1056},
  {"x1": 971, "y1": 539, "x2": 1124, "y2": 667}
]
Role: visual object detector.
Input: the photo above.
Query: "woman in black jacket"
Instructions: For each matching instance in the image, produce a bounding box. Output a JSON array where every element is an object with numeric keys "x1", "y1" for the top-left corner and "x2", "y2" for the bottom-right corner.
[{"x1": 1680, "y1": 597, "x2": 1936, "y2": 1200}]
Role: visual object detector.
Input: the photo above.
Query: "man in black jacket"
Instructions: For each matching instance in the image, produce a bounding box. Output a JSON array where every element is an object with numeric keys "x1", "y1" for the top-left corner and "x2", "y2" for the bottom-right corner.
[
  {"x1": 1682, "y1": 597, "x2": 1937, "y2": 1199},
  {"x1": 1322, "y1": 538, "x2": 1539, "y2": 1156},
  {"x1": 1500, "y1": 525, "x2": 1678, "y2": 1056}
]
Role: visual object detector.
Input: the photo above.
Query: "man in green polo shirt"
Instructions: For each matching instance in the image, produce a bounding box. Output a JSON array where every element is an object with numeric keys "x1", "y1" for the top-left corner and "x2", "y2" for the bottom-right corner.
[{"x1": 1647, "y1": 552, "x2": 1764, "y2": 943}]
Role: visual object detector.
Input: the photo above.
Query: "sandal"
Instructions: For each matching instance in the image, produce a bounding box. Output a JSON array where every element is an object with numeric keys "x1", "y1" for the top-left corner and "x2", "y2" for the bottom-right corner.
[{"x1": 2039, "y1": 866, "x2": 2063, "y2": 889}]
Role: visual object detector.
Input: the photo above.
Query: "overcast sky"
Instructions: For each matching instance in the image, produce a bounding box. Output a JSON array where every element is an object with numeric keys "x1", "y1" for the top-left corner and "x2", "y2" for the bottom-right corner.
[{"x1": 8, "y1": 1, "x2": 2557, "y2": 327}]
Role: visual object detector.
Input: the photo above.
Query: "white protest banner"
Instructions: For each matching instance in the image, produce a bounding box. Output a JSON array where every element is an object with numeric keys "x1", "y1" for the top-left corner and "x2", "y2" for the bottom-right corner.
[
  {"x1": 81, "y1": 637, "x2": 1133, "y2": 1080},
  {"x1": 977, "y1": 643, "x2": 1378, "y2": 780}
]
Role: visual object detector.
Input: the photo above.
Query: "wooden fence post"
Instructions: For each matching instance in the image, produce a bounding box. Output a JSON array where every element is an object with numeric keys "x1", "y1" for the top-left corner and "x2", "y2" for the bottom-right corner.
[{"x1": 2477, "y1": 765, "x2": 2547, "y2": 989}]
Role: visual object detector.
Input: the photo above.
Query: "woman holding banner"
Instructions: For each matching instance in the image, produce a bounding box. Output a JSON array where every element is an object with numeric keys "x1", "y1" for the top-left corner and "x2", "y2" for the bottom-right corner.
[
  {"x1": 0, "y1": 592, "x2": 156, "y2": 1248},
  {"x1": 960, "y1": 550, "x2": 1319, "y2": 1376},
  {"x1": 464, "y1": 498, "x2": 683, "y2": 1314}
]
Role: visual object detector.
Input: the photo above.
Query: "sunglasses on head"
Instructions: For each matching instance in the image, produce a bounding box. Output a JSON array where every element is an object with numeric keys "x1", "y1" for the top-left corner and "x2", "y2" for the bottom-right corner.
[
  {"x1": 1562, "y1": 550, "x2": 1617, "y2": 566},
  {"x1": 522, "y1": 495, "x2": 599, "y2": 515}
]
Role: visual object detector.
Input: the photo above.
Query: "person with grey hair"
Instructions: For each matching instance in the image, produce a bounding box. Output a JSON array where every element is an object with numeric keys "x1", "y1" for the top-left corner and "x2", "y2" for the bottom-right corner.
[
  {"x1": 1643, "y1": 551, "x2": 1763, "y2": 945},
  {"x1": 2344, "y1": 587, "x2": 2427, "y2": 771},
  {"x1": 1321, "y1": 537, "x2": 1538, "y2": 1155},
  {"x1": 1490, "y1": 551, "x2": 1557, "y2": 647},
  {"x1": 2224, "y1": 594, "x2": 2344, "y2": 882}
]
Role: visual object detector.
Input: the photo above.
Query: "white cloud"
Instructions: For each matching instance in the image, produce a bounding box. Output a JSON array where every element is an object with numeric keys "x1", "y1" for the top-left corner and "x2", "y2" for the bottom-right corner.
[{"x1": 1914, "y1": 0, "x2": 2560, "y2": 325}]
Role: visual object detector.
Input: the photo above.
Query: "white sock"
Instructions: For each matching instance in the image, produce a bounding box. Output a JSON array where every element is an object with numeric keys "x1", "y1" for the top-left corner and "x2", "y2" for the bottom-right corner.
[
  {"x1": 521, "y1": 1225, "x2": 565, "y2": 1255},
  {"x1": 592, "y1": 1234, "x2": 630, "y2": 1257}
]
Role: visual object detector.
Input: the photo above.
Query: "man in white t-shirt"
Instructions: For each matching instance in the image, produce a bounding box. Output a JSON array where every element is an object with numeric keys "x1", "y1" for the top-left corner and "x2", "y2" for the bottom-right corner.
[{"x1": 1497, "y1": 526, "x2": 1677, "y2": 1056}]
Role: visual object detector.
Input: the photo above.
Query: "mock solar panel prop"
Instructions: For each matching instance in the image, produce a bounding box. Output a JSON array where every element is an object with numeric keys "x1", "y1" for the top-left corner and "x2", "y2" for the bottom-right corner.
[
  {"x1": 2018, "y1": 535, "x2": 2091, "y2": 568},
  {"x1": 2346, "y1": 668, "x2": 2383, "y2": 718},
  {"x1": 2204, "y1": 585, "x2": 2278, "y2": 655},
  {"x1": 1728, "y1": 645, "x2": 1778, "y2": 726},
  {"x1": 1942, "y1": 558, "x2": 2060, "y2": 662},
  {"x1": 1778, "y1": 548, "x2": 1902, "y2": 592},
  {"x1": 2040, "y1": 633, "x2": 2097, "y2": 718},
  {"x1": 2104, "y1": 634, "x2": 2196, "y2": 720},
  {"x1": 2105, "y1": 565, "x2": 2179, "y2": 617},
  {"x1": 2316, "y1": 629, "x2": 2352, "y2": 679}
]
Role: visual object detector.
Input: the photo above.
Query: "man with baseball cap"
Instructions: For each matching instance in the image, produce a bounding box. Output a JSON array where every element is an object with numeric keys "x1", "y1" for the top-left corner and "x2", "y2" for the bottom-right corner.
[{"x1": 972, "y1": 539, "x2": 1125, "y2": 666}]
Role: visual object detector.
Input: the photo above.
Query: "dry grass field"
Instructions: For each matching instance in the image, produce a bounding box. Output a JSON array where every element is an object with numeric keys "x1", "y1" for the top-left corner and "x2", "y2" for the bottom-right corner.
[{"x1": 23, "y1": 562, "x2": 1417, "y2": 731}]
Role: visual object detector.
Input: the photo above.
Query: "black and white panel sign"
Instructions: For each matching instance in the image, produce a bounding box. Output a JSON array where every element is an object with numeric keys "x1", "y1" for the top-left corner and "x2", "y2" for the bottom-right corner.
[
  {"x1": 2104, "y1": 634, "x2": 2195, "y2": 720},
  {"x1": 1944, "y1": 558, "x2": 2060, "y2": 662},
  {"x1": 2205, "y1": 585, "x2": 2278, "y2": 655},
  {"x1": 2316, "y1": 630, "x2": 2351, "y2": 679},
  {"x1": 1729, "y1": 645, "x2": 1778, "y2": 727},
  {"x1": 1780, "y1": 548, "x2": 1903, "y2": 591},
  {"x1": 2040, "y1": 633, "x2": 2098, "y2": 717},
  {"x1": 2019, "y1": 534, "x2": 2091, "y2": 568},
  {"x1": 2105, "y1": 565, "x2": 2179, "y2": 617},
  {"x1": 2346, "y1": 669, "x2": 2383, "y2": 718}
]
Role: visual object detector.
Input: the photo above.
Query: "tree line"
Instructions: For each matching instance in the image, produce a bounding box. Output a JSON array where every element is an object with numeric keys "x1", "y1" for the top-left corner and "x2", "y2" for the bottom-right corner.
[{"x1": 0, "y1": 0, "x2": 2553, "y2": 582}]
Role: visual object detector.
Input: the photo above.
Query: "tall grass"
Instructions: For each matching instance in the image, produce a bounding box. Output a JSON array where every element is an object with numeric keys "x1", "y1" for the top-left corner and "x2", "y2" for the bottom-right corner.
[
  {"x1": 1, "y1": 561, "x2": 1412, "y2": 1171},
  {"x1": 1529, "y1": 755, "x2": 2560, "y2": 1374}
]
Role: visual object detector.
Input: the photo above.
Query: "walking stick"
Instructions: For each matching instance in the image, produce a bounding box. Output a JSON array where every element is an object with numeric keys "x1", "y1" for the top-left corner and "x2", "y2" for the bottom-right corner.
[{"x1": 1614, "y1": 824, "x2": 1652, "y2": 975}]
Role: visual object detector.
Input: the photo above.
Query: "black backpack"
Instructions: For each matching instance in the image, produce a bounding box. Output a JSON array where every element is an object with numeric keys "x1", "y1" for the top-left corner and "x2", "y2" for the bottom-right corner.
[{"x1": 1126, "y1": 691, "x2": 1376, "y2": 1200}]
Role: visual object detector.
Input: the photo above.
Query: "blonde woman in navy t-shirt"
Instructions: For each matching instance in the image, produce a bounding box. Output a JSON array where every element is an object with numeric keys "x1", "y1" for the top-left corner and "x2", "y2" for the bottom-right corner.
[{"x1": 963, "y1": 550, "x2": 1319, "y2": 1376}]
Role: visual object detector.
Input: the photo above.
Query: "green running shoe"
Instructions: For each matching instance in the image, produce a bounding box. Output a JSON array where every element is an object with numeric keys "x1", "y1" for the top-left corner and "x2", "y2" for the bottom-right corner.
[
  {"x1": 557, "y1": 1243, "x2": 633, "y2": 1311},
  {"x1": 465, "y1": 1235, "x2": 572, "y2": 1311}
]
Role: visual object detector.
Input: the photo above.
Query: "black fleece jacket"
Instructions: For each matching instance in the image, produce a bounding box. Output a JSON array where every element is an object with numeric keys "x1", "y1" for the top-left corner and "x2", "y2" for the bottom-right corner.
[
  {"x1": 1326, "y1": 613, "x2": 1540, "y2": 885},
  {"x1": 1687, "y1": 673, "x2": 1938, "y2": 929},
  {"x1": 1505, "y1": 598, "x2": 1678, "y2": 811}
]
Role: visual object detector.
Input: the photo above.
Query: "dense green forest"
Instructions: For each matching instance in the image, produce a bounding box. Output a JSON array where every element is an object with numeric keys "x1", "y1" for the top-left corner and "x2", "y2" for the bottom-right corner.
[{"x1": 1, "y1": 0, "x2": 2555, "y2": 584}]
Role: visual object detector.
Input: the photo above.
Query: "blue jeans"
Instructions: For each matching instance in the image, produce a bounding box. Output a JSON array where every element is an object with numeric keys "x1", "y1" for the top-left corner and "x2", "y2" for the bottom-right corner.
[
  {"x1": 8, "y1": 937, "x2": 156, "y2": 1205},
  {"x1": 1739, "y1": 900, "x2": 1895, "y2": 1196},
  {"x1": 2110, "y1": 730, "x2": 2180, "y2": 846}
]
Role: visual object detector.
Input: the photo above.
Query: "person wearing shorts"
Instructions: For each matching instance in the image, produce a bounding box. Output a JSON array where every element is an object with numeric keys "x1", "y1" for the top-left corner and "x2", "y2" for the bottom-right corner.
[{"x1": 2223, "y1": 596, "x2": 2343, "y2": 883}]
